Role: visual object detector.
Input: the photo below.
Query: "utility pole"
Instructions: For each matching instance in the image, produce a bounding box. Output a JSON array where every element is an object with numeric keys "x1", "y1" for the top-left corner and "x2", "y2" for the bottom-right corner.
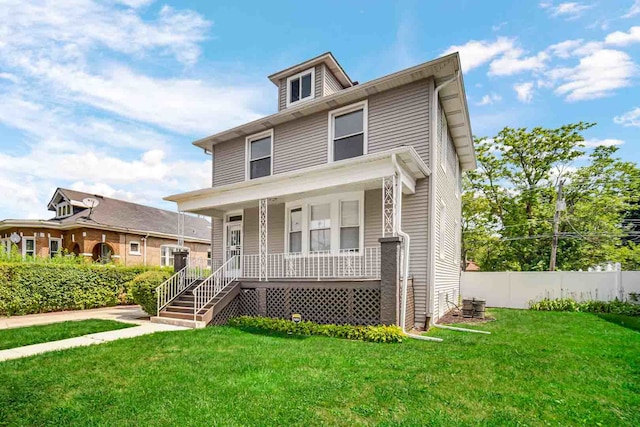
[{"x1": 549, "y1": 180, "x2": 565, "y2": 271}]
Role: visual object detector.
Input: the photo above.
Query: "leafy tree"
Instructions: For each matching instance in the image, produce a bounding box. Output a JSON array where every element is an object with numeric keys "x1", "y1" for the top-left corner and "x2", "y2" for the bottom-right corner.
[{"x1": 463, "y1": 123, "x2": 640, "y2": 271}]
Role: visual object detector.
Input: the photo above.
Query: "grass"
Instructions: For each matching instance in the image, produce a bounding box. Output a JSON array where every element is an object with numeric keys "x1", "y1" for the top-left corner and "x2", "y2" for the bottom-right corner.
[
  {"x1": 0, "y1": 320, "x2": 134, "y2": 350},
  {"x1": 596, "y1": 313, "x2": 640, "y2": 332},
  {"x1": 0, "y1": 309, "x2": 638, "y2": 426}
]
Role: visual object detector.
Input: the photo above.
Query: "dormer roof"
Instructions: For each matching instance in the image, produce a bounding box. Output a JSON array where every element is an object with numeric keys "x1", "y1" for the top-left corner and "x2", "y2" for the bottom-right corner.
[{"x1": 268, "y1": 51, "x2": 353, "y2": 88}]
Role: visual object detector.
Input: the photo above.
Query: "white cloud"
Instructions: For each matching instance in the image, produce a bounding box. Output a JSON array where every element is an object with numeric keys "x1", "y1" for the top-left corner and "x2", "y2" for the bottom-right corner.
[
  {"x1": 542, "y1": 2, "x2": 594, "y2": 19},
  {"x1": 514, "y1": 82, "x2": 535, "y2": 103},
  {"x1": 477, "y1": 93, "x2": 502, "y2": 106},
  {"x1": 549, "y1": 49, "x2": 636, "y2": 101},
  {"x1": 492, "y1": 22, "x2": 507, "y2": 32},
  {"x1": 582, "y1": 138, "x2": 625, "y2": 147},
  {"x1": 605, "y1": 26, "x2": 640, "y2": 46},
  {"x1": 442, "y1": 37, "x2": 515, "y2": 72},
  {"x1": 547, "y1": 39, "x2": 584, "y2": 58},
  {"x1": 614, "y1": 107, "x2": 640, "y2": 127},
  {"x1": 622, "y1": 0, "x2": 640, "y2": 18},
  {"x1": 488, "y1": 50, "x2": 549, "y2": 76}
]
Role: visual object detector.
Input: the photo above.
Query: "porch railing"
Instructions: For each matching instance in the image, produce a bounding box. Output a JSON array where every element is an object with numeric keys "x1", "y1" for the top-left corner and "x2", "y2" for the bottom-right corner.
[
  {"x1": 240, "y1": 247, "x2": 381, "y2": 280},
  {"x1": 156, "y1": 257, "x2": 210, "y2": 315},
  {"x1": 192, "y1": 255, "x2": 239, "y2": 321}
]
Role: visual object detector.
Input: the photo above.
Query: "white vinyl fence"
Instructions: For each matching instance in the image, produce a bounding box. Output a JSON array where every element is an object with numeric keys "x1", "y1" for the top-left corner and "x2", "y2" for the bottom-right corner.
[{"x1": 461, "y1": 271, "x2": 640, "y2": 309}]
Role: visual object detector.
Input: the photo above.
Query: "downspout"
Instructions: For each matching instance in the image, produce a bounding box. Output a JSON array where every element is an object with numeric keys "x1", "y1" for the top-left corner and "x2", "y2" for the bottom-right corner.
[
  {"x1": 392, "y1": 154, "x2": 443, "y2": 342},
  {"x1": 426, "y1": 72, "x2": 491, "y2": 336},
  {"x1": 143, "y1": 233, "x2": 149, "y2": 266}
]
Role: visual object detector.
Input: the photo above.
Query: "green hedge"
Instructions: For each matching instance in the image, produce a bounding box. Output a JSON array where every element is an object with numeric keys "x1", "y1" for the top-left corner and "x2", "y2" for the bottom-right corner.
[
  {"x1": 529, "y1": 297, "x2": 640, "y2": 316},
  {"x1": 228, "y1": 316, "x2": 404, "y2": 343},
  {"x1": 0, "y1": 263, "x2": 171, "y2": 316},
  {"x1": 129, "y1": 270, "x2": 173, "y2": 316}
]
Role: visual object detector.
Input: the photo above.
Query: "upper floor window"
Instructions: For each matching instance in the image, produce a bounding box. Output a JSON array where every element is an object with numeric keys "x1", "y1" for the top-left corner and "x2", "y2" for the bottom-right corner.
[
  {"x1": 329, "y1": 101, "x2": 368, "y2": 162},
  {"x1": 286, "y1": 68, "x2": 315, "y2": 107},
  {"x1": 56, "y1": 202, "x2": 72, "y2": 218},
  {"x1": 245, "y1": 130, "x2": 273, "y2": 180}
]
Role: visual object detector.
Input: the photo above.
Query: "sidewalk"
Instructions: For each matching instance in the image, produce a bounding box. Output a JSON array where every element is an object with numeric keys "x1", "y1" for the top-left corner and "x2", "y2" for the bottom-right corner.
[{"x1": 0, "y1": 306, "x2": 188, "y2": 362}]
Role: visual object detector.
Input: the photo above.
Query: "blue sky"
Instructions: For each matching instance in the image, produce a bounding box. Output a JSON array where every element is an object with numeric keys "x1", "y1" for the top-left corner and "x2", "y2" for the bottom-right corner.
[{"x1": 0, "y1": 0, "x2": 639, "y2": 219}]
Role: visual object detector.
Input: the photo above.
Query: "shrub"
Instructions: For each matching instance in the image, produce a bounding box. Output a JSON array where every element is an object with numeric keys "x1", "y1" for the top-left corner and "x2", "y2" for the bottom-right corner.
[
  {"x1": 529, "y1": 297, "x2": 640, "y2": 316},
  {"x1": 0, "y1": 262, "x2": 170, "y2": 316},
  {"x1": 129, "y1": 270, "x2": 172, "y2": 316},
  {"x1": 228, "y1": 316, "x2": 404, "y2": 343}
]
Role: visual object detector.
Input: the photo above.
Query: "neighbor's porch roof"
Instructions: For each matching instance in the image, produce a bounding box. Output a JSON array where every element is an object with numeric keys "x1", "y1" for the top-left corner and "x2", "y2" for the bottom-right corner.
[{"x1": 165, "y1": 147, "x2": 429, "y2": 218}]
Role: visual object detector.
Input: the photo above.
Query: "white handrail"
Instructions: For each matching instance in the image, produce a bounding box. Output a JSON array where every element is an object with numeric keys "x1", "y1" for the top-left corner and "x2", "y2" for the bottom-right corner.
[
  {"x1": 192, "y1": 256, "x2": 239, "y2": 321},
  {"x1": 240, "y1": 247, "x2": 380, "y2": 280},
  {"x1": 155, "y1": 257, "x2": 210, "y2": 315}
]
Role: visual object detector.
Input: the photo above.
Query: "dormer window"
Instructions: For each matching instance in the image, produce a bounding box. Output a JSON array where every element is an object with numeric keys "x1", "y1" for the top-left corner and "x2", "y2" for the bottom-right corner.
[
  {"x1": 56, "y1": 202, "x2": 72, "y2": 218},
  {"x1": 286, "y1": 67, "x2": 315, "y2": 107}
]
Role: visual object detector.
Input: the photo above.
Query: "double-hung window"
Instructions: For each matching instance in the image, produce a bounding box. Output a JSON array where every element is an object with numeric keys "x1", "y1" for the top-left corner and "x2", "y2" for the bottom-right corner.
[
  {"x1": 329, "y1": 101, "x2": 367, "y2": 162},
  {"x1": 309, "y1": 204, "x2": 331, "y2": 252},
  {"x1": 246, "y1": 130, "x2": 273, "y2": 180},
  {"x1": 288, "y1": 207, "x2": 302, "y2": 253},
  {"x1": 286, "y1": 68, "x2": 314, "y2": 106},
  {"x1": 340, "y1": 200, "x2": 360, "y2": 252},
  {"x1": 23, "y1": 237, "x2": 35, "y2": 258},
  {"x1": 161, "y1": 245, "x2": 187, "y2": 267},
  {"x1": 49, "y1": 238, "x2": 61, "y2": 258}
]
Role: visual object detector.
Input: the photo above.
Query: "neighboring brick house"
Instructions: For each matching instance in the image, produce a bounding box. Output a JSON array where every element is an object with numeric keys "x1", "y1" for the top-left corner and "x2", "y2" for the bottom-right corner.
[
  {"x1": 156, "y1": 52, "x2": 476, "y2": 329},
  {"x1": 0, "y1": 188, "x2": 211, "y2": 266}
]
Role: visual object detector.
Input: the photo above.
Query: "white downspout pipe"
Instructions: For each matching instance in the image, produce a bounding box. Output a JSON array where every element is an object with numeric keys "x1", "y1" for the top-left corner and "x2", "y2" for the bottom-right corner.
[
  {"x1": 392, "y1": 154, "x2": 443, "y2": 342},
  {"x1": 143, "y1": 233, "x2": 149, "y2": 266}
]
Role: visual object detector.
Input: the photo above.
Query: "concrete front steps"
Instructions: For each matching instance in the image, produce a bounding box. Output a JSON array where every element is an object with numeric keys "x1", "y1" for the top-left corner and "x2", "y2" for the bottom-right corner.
[{"x1": 151, "y1": 281, "x2": 240, "y2": 329}]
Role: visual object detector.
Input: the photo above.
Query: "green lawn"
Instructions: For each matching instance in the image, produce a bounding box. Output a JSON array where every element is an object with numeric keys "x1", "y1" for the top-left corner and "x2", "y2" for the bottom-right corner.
[
  {"x1": 0, "y1": 309, "x2": 638, "y2": 426},
  {"x1": 0, "y1": 319, "x2": 134, "y2": 350}
]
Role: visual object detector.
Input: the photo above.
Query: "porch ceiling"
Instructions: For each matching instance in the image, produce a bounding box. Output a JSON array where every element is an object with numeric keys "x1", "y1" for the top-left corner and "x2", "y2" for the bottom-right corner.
[{"x1": 165, "y1": 147, "x2": 429, "y2": 218}]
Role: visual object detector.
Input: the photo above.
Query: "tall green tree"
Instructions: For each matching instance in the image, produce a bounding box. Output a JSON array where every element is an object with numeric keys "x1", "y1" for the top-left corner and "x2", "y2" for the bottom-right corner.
[{"x1": 463, "y1": 123, "x2": 640, "y2": 271}]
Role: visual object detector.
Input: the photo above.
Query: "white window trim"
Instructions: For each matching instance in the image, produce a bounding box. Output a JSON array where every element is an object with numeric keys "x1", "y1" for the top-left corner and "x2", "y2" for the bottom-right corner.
[
  {"x1": 245, "y1": 129, "x2": 274, "y2": 181},
  {"x1": 56, "y1": 202, "x2": 72, "y2": 218},
  {"x1": 49, "y1": 237, "x2": 62, "y2": 258},
  {"x1": 222, "y1": 210, "x2": 244, "y2": 262},
  {"x1": 439, "y1": 200, "x2": 446, "y2": 260},
  {"x1": 129, "y1": 240, "x2": 141, "y2": 255},
  {"x1": 286, "y1": 67, "x2": 315, "y2": 108},
  {"x1": 23, "y1": 236, "x2": 36, "y2": 258},
  {"x1": 284, "y1": 191, "x2": 364, "y2": 256},
  {"x1": 327, "y1": 100, "x2": 368, "y2": 163},
  {"x1": 160, "y1": 244, "x2": 190, "y2": 267}
]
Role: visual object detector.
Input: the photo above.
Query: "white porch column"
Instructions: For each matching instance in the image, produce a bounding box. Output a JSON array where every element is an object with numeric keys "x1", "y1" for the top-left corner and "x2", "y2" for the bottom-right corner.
[
  {"x1": 382, "y1": 175, "x2": 397, "y2": 237},
  {"x1": 259, "y1": 198, "x2": 268, "y2": 281}
]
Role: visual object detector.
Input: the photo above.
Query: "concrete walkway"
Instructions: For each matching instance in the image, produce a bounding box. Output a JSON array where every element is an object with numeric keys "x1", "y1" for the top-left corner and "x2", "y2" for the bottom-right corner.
[{"x1": 0, "y1": 306, "x2": 188, "y2": 362}]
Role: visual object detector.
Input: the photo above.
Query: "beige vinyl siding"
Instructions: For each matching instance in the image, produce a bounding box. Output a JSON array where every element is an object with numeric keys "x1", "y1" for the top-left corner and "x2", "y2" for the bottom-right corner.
[
  {"x1": 433, "y1": 101, "x2": 462, "y2": 321},
  {"x1": 212, "y1": 217, "x2": 224, "y2": 260},
  {"x1": 273, "y1": 111, "x2": 328, "y2": 174},
  {"x1": 242, "y1": 204, "x2": 285, "y2": 255},
  {"x1": 278, "y1": 78, "x2": 287, "y2": 111},
  {"x1": 314, "y1": 64, "x2": 323, "y2": 98},
  {"x1": 213, "y1": 136, "x2": 245, "y2": 186},
  {"x1": 324, "y1": 64, "x2": 343, "y2": 95},
  {"x1": 401, "y1": 178, "x2": 430, "y2": 327},
  {"x1": 364, "y1": 189, "x2": 382, "y2": 248},
  {"x1": 368, "y1": 79, "x2": 431, "y2": 164}
]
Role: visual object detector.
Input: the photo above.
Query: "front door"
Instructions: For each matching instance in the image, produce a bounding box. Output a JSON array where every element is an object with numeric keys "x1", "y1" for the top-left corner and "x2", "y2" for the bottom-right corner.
[{"x1": 226, "y1": 222, "x2": 242, "y2": 276}]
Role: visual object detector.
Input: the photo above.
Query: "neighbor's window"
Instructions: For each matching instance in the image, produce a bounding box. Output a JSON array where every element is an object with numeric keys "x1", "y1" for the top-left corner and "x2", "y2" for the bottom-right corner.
[
  {"x1": 49, "y1": 239, "x2": 61, "y2": 258},
  {"x1": 340, "y1": 200, "x2": 360, "y2": 251},
  {"x1": 330, "y1": 102, "x2": 367, "y2": 162},
  {"x1": 129, "y1": 241, "x2": 141, "y2": 254},
  {"x1": 161, "y1": 246, "x2": 188, "y2": 267},
  {"x1": 289, "y1": 207, "x2": 302, "y2": 253},
  {"x1": 287, "y1": 68, "x2": 314, "y2": 106},
  {"x1": 23, "y1": 237, "x2": 35, "y2": 258},
  {"x1": 309, "y1": 203, "x2": 331, "y2": 252},
  {"x1": 247, "y1": 132, "x2": 272, "y2": 180}
]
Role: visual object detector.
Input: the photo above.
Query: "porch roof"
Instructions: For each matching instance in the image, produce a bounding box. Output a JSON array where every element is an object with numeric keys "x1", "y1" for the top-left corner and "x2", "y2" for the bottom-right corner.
[{"x1": 165, "y1": 147, "x2": 429, "y2": 218}]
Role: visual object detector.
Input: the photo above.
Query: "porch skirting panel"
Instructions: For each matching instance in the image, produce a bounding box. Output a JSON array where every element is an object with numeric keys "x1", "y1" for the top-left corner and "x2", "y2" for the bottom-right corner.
[{"x1": 210, "y1": 281, "x2": 382, "y2": 326}]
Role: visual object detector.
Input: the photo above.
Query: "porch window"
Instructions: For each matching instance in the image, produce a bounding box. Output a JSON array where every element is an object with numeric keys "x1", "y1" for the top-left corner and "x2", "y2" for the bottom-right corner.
[
  {"x1": 340, "y1": 200, "x2": 360, "y2": 251},
  {"x1": 289, "y1": 207, "x2": 302, "y2": 253},
  {"x1": 246, "y1": 130, "x2": 273, "y2": 180},
  {"x1": 329, "y1": 101, "x2": 368, "y2": 162},
  {"x1": 309, "y1": 204, "x2": 331, "y2": 252},
  {"x1": 23, "y1": 237, "x2": 35, "y2": 258},
  {"x1": 286, "y1": 67, "x2": 314, "y2": 106}
]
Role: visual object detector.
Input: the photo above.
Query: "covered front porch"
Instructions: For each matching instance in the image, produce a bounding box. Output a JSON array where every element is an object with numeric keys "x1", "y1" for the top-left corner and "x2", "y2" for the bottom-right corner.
[{"x1": 168, "y1": 147, "x2": 429, "y2": 281}]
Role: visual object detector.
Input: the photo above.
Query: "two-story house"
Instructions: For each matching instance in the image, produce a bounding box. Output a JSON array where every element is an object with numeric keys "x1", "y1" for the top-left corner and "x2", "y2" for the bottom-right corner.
[{"x1": 158, "y1": 52, "x2": 476, "y2": 330}]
